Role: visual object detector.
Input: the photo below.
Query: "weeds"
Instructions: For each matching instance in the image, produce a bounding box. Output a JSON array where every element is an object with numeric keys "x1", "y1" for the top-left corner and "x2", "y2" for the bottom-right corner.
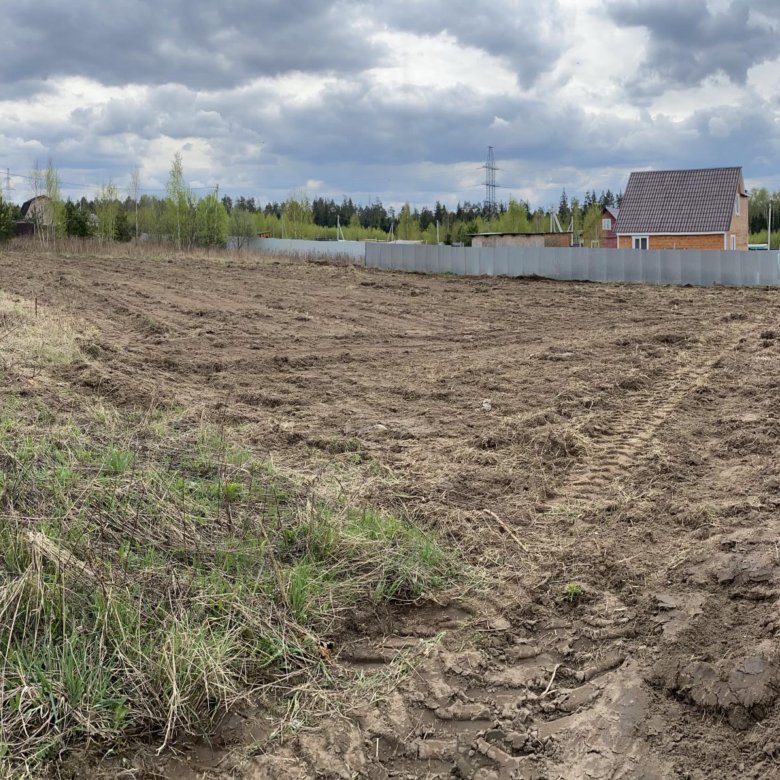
[
  {"x1": 0, "y1": 399, "x2": 458, "y2": 775},
  {"x1": 563, "y1": 582, "x2": 583, "y2": 604}
]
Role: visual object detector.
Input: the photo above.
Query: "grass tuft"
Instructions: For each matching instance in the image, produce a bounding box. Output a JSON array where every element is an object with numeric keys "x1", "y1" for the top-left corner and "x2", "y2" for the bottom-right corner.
[{"x1": 0, "y1": 396, "x2": 458, "y2": 776}]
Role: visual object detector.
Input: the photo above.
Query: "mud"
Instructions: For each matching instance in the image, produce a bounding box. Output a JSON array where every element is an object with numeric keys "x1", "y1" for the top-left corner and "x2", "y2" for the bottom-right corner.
[{"x1": 1, "y1": 249, "x2": 779, "y2": 779}]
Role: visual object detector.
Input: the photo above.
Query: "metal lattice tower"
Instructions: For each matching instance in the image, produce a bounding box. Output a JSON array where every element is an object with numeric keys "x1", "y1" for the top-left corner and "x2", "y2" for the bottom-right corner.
[{"x1": 482, "y1": 146, "x2": 497, "y2": 216}]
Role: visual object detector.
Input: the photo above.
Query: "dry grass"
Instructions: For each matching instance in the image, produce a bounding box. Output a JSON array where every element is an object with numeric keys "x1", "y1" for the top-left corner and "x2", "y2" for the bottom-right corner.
[{"x1": 0, "y1": 290, "x2": 94, "y2": 369}]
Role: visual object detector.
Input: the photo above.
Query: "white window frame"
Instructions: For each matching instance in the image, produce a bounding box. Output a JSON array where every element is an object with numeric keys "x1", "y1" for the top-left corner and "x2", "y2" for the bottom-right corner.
[
  {"x1": 730, "y1": 234, "x2": 737, "y2": 250},
  {"x1": 632, "y1": 235, "x2": 649, "y2": 250},
  {"x1": 602, "y1": 218, "x2": 611, "y2": 231},
  {"x1": 735, "y1": 195, "x2": 740, "y2": 216}
]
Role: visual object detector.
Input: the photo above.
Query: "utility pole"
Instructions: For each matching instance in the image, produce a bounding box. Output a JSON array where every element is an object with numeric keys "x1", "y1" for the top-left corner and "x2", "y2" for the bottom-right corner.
[{"x1": 769, "y1": 203, "x2": 773, "y2": 250}]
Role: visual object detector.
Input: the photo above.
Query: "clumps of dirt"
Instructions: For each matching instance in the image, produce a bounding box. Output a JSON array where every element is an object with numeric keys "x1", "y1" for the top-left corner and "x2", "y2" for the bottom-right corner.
[
  {"x1": 655, "y1": 656, "x2": 777, "y2": 729},
  {"x1": 653, "y1": 332, "x2": 698, "y2": 345},
  {"x1": 616, "y1": 373, "x2": 650, "y2": 391}
]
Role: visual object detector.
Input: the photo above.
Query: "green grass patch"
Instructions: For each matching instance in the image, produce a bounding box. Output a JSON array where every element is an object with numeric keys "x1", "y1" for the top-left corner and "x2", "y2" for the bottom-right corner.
[{"x1": 0, "y1": 397, "x2": 458, "y2": 776}]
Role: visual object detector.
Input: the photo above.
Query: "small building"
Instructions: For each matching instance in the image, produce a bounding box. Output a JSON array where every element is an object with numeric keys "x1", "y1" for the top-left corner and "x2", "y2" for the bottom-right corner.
[
  {"x1": 17, "y1": 195, "x2": 54, "y2": 236},
  {"x1": 471, "y1": 231, "x2": 572, "y2": 248},
  {"x1": 615, "y1": 167, "x2": 748, "y2": 250},
  {"x1": 601, "y1": 205, "x2": 619, "y2": 248}
]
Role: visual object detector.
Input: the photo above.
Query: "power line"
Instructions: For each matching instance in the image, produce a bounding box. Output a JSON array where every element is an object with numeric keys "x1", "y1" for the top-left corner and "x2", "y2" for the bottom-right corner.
[{"x1": 1, "y1": 169, "x2": 218, "y2": 194}]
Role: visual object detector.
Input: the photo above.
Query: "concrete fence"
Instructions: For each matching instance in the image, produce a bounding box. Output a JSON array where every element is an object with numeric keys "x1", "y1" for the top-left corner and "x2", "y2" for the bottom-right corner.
[{"x1": 240, "y1": 237, "x2": 780, "y2": 287}]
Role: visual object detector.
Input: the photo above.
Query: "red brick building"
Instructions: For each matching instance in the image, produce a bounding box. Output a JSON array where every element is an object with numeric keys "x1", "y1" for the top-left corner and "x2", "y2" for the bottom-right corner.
[{"x1": 615, "y1": 167, "x2": 748, "y2": 251}]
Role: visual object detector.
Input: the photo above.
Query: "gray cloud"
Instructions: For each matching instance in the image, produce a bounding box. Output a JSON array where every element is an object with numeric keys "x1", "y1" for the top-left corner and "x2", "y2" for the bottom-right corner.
[
  {"x1": 0, "y1": 0, "x2": 386, "y2": 92},
  {"x1": 608, "y1": 0, "x2": 780, "y2": 98},
  {"x1": 383, "y1": 0, "x2": 565, "y2": 87},
  {"x1": 3, "y1": 0, "x2": 780, "y2": 207}
]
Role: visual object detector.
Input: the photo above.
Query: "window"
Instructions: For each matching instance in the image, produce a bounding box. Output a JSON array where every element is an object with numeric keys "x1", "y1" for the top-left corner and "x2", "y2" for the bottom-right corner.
[
  {"x1": 731, "y1": 234, "x2": 737, "y2": 250},
  {"x1": 602, "y1": 218, "x2": 611, "y2": 231},
  {"x1": 735, "y1": 195, "x2": 740, "y2": 216},
  {"x1": 632, "y1": 235, "x2": 648, "y2": 250}
]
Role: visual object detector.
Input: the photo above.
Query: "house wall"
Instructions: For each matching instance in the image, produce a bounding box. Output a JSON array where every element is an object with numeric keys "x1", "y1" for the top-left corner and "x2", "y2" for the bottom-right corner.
[
  {"x1": 543, "y1": 233, "x2": 572, "y2": 248},
  {"x1": 24, "y1": 198, "x2": 53, "y2": 227},
  {"x1": 729, "y1": 193, "x2": 749, "y2": 250},
  {"x1": 601, "y1": 209, "x2": 618, "y2": 248},
  {"x1": 472, "y1": 233, "x2": 572, "y2": 248},
  {"x1": 473, "y1": 234, "x2": 544, "y2": 248},
  {"x1": 617, "y1": 233, "x2": 726, "y2": 250}
]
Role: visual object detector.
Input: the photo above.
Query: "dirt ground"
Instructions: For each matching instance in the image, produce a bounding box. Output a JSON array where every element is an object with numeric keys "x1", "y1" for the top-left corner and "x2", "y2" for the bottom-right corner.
[{"x1": 1, "y1": 247, "x2": 779, "y2": 779}]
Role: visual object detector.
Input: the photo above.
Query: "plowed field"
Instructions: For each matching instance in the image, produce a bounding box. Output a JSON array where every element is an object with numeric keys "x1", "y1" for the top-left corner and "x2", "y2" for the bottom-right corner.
[{"x1": 2, "y1": 248, "x2": 779, "y2": 779}]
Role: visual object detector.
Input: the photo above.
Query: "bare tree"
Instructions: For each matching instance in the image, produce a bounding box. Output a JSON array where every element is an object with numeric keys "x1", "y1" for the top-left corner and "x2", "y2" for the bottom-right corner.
[{"x1": 129, "y1": 166, "x2": 141, "y2": 240}]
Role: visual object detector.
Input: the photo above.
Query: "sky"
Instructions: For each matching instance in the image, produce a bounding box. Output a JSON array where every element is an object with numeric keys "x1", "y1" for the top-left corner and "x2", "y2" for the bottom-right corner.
[{"x1": 1, "y1": 0, "x2": 780, "y2": 210}]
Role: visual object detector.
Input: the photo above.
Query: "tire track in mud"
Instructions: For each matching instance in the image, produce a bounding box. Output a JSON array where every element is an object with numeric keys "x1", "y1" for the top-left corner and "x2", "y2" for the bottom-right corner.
[{"x1": 551, "y1": 323, "x2": 753, "y2": 508}]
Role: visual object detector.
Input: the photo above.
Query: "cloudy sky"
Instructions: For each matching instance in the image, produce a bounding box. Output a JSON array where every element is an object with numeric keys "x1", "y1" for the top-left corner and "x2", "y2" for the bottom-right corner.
[{"x1": 2, "y1": 0, "x2": 779, "y2": 210}]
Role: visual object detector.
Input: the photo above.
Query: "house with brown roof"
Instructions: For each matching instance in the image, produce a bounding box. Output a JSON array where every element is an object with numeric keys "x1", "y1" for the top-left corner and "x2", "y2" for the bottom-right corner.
[
  {"x1": 601, "y1": 205, "x2": 619, "y2": 248},
  {"x1": 615, "y1": 167, "x2": 748, "y2": 251}
]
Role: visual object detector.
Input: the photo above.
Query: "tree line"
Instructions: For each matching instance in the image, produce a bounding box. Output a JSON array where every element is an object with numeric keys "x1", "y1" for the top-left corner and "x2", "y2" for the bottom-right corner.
[{"x1": 1, "y1": 156, "x2": 777, "y2": 248}]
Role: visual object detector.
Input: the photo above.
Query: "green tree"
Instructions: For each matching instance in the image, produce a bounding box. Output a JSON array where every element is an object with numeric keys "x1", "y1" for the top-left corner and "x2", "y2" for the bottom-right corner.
[
  {"x1": 229, "y1": 208, "x2": 256, "y2": 249},
  {"x1": 114, "y1": 208, "x2": 131, "y2": 242},
  {"x1": 129, "y1": 166, "x2": 141, "y2": 240},
  {"x1": 570, "y1": 197, "x2": 583, "y2": 244},
  {"x1": 281, "y1": 191, "x2": 313, "y2": 238},
  {"x1": 64, "y1": 199, "x2": 93, "y2": 237},
  {"x1": 95, "y1": 180, "x2": 120, "y2": 243},
  {"x1": 557, "y1": 189, "x2": 571, "y2": 227},
  {"x1": 195, "y1": 193, "x2": 229, "y2": 250},
  {"x1": 30, "y1": 159, "x2": 65, "y2": 246},
  {"x1": 493, "y1": 198, "x2": 530, "y2": 233},
  {"x1": 165, "y1": 152, "x2": 195, "y2": 249},
  {"x1": 0, "y1": 192, "x2": 17, "y2": 240},
  {"x1": 581, "y1": 203, "x2": 603, "y2": 247},
  {"x1": 396, "y1": 203, "x2": 419, "y2": 240}
]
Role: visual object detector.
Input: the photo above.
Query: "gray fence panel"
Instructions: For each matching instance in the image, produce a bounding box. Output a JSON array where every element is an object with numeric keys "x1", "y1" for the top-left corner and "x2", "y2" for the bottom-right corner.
[
  {"x1": 530, "y1": 247, "x2": 547, "y2": 276},
  {"x1": 570, "y1": 249, "x2": 585, "y2": 279},
  {"x1": 659, "y1": 251, "x2": 682, "y2": 285},
  {"x1": 255, "y1": 239, "x2": 778, "y2": 287},
  {"x1": 247, "y1": 237, "x2": 366, "y2": 261},
  {"x1": 603, "y1": 250, "x2": 623, "y2": 282},
  {"x1": 476, "y1": 248, "x2": 493, "y2": 276},
  {"x1": 714, "y1": 251, "x2": 734, "y2": 286},
  {"x1": 493, "y1": 247, "x2": 509, "y2": 276},
  {"x1": 624, "y1": 250, "x2": 645, "y2": 283},
  {"x1": 585, "y1": 249, "x2": 604, "y2": 282},
  {"x1": 758, "y1": 253, "x2": 780, "y2": 285},
  {"x1": 431, "y1": 245, "x2": 444, "y2": 274}
]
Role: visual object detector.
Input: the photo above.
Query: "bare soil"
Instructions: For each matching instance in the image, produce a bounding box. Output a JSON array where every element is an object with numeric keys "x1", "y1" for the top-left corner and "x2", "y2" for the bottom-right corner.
[{"x1": 2, "y1": 248, "x2": 779, "y2": 779}]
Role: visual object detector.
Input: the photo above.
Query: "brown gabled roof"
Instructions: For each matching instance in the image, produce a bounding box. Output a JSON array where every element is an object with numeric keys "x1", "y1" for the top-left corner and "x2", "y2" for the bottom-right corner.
[{"x1": 614, "y1": 167, "x2": 744, "y2": 235}]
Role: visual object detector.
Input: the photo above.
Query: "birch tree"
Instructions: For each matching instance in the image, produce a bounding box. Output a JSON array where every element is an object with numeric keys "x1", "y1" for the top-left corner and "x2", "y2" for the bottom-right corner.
[
  {"x1": 95, "y1": 179, "x2": 120, "y2": 243},
  {"x1": 129, "y1": 166, "x2": 141, "y2": 240}
]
